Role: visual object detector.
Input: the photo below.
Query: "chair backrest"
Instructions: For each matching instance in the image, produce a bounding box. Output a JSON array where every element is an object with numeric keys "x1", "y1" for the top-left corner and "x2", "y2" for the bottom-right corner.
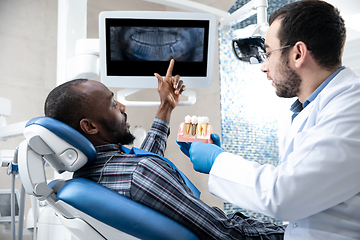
[{"x1": 18, "y1": 116, "x2": 200, "y2": 240}]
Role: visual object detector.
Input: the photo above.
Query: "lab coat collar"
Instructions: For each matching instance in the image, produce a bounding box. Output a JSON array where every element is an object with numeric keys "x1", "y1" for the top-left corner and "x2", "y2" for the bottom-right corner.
[
  {"x1": 303, "y1": 66, "x2": 345, "y2": 108},
  {"x1": 290, "y1": 66, "x2": 346, "y2": 121}
]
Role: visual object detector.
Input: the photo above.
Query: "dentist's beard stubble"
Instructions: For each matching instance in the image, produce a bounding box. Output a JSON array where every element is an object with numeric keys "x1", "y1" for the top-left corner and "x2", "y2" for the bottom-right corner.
[{"x1": 273, "y1": 56, "x2": 302, "y2": 98}]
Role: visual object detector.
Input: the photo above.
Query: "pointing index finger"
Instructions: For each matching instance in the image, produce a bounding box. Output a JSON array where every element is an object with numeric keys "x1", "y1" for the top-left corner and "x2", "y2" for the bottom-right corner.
[{"x1": 165, "y1": 59, "x2": 175, "y2": 79}]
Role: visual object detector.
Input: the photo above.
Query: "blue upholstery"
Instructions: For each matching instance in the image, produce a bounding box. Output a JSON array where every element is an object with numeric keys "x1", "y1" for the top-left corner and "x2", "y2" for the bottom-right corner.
[
  {"x1": 26, "y1": 117, "x2": 97, "y2": 165},
  {"x1": 55, "y1": 178, "x2": 200, "y2": 240}
]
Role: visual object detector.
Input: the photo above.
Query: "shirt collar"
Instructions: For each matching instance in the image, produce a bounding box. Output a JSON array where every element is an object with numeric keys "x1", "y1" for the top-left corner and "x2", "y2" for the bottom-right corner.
[
  {"x1": 291, "y1": 66, "x2": 345, "y2": 115},
  {"x1": 95, "y1": 143, "x2": 126, "y2": 153}
]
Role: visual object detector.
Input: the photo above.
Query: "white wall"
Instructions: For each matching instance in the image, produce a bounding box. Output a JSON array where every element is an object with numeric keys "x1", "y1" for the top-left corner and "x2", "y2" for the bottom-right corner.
[{"x1": 326, "y1": 0, "x2": 360, "y2": 76}]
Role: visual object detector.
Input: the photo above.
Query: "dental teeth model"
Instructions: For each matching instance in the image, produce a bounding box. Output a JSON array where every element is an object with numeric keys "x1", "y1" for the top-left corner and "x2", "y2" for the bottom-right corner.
[
  {"x1": 197, "y1": 116, "x2": 209, "y2": 137},
  {"x1": 191, "y1": 115, "x2": 198, "y2": 135},
  {"x1": 177, "y1": 115, "x2": 213, "y2": 143},
  {"x1": 185, "y1": 115, "x2": 192, "y2": 135}
]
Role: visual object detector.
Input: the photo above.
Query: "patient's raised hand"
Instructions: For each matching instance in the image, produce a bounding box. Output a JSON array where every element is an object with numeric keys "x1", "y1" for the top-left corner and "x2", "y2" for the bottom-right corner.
[{"x1": 154, "y1": 59, "x2": 185, "y2": 122}]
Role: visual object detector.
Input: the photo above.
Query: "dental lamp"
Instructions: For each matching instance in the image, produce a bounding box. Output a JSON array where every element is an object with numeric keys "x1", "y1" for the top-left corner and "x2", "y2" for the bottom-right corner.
[
  {"x1": 225, "y1": 0, "x2": 269, "y2": 64},
  {"x1": 231, "y1": 23, "x2": 268, "y2": 64}
]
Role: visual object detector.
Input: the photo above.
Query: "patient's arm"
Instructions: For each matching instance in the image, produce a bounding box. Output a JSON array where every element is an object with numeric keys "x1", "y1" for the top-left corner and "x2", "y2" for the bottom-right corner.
[
  {"x1": 140, "y1": 118, "x2": 169, "y2": 157},
  {"x1": 140, "y1": 59, "x2": 184, "y2": 156}
]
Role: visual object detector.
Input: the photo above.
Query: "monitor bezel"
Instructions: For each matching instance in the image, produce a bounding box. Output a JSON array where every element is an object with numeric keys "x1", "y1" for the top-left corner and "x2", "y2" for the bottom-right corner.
[{"x1": 99, "y1": 11, "x2": 217, "y2": 89}]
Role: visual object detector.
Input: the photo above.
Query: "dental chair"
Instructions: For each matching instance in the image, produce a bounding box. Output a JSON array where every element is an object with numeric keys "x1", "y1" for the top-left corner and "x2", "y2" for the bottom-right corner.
[{"x1": 18, "y1": 116, "x2": 200, "y2": 240}]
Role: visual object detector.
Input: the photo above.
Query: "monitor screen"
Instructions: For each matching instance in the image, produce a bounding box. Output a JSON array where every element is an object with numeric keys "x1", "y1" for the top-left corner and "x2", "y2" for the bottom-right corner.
[{"x1": 99, "y1": 11, "x2": 217, "y2": 89}]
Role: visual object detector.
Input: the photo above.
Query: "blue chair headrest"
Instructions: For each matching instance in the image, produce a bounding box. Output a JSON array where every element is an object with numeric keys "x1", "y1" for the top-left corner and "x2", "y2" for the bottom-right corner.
[{"x1": 26, "y1": 117, "x2": 97, "y2": 166}]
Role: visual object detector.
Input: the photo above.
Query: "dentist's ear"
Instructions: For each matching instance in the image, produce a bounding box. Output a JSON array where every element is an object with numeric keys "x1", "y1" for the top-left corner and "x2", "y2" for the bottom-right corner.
[
  {"x1": 293, "y1": 41, "x2": 308, "y2": 69},
  {"x1": 80, "y1": 118, "x2": 98, "y2": 135}
]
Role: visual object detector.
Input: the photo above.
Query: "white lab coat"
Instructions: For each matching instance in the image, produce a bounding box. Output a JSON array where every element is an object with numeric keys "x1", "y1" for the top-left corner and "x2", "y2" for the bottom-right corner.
[{"x1": 209, "y1": 67, "x2": 360, "y2": 239}]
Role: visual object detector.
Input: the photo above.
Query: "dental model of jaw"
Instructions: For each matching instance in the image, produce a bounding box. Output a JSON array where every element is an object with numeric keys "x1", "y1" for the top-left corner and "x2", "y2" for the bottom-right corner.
[{"x1": 177, "y1": 115, "x2": 213, "y2": 143}]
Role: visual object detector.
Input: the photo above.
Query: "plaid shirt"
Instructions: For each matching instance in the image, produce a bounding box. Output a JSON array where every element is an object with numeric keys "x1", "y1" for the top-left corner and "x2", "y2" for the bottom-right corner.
[{"x1": 74, "y1": 118, "x2": 285, "y2": 240}]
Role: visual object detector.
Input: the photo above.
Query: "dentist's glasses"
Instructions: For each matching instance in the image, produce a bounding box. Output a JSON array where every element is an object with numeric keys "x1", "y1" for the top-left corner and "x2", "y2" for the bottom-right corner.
[{"x1": 258, "y1": 45, "x2": 293, "y2": 62}]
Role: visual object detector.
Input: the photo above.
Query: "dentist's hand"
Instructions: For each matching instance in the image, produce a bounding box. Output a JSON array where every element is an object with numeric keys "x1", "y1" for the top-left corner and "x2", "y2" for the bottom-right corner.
[
  {"x1": 177, "y1": 133, "x2": 221, "y2": 157},
  {"x1": 190, "y1": 141, "x2": 224, "y2": 174}
]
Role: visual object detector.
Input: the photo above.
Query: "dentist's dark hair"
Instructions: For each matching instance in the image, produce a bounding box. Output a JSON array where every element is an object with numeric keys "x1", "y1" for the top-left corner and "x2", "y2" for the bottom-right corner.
[
  {"x1": 44, "y1": 79, "x2": 90, "y2": 133},
  {"x1": 269, "y1": 0, "x2": 346, "y2": 69}
]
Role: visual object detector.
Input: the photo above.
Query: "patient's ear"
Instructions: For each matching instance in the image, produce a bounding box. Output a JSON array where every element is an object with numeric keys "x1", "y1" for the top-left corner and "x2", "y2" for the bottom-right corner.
[{"x1": 80, "y1": 118, "x2": 98, "y2": 135}]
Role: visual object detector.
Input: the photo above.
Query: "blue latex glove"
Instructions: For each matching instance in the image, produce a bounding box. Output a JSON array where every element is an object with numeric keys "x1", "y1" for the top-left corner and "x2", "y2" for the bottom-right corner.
[
  {"x1": 189, "y1": 141, "x2": 224, "y2": 174},
  {"x1": 176, "y1": 133, "x2": 221, "y2": 157}
]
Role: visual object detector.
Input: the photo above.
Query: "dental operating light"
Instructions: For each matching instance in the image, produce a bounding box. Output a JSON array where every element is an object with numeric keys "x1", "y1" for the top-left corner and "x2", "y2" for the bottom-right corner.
[
  {"x1": 229, "y1": 0, "x2": 269, "y2": 64},
  {"x1": 233, "y1": 36, "x2": 265, "y2": 63},
  {"x1": 231, "y1": 23, "x2": 268, "y2": 64}
]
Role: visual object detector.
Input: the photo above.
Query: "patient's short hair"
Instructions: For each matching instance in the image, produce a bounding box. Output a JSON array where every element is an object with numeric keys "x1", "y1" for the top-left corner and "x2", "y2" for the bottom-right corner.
[{"x1": 44, "y1": 79, "x2": 90, "y2": 132}]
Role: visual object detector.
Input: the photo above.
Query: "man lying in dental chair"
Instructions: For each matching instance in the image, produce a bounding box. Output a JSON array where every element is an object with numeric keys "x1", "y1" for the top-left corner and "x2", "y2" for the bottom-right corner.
[{"x1": 44, "y1": 60, "x2": 285, "y2": 240}]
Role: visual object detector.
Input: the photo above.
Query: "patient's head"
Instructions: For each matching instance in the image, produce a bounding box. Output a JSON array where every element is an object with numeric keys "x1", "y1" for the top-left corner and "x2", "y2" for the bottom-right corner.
[{"x1": 45, "y1": 79, "x2": 135, "y2": 146}]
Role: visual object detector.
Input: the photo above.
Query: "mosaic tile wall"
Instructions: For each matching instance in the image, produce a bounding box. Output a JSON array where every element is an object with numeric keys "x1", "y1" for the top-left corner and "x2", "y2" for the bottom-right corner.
[{"x1": 220, "y1": 0, "x2": 296, "y2": 224}]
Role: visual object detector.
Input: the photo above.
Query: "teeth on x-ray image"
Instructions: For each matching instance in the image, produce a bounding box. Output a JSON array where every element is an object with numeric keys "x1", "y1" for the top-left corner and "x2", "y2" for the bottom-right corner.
[{"x1": 110, "y1": 27, "x2": 205, "y2": 62}]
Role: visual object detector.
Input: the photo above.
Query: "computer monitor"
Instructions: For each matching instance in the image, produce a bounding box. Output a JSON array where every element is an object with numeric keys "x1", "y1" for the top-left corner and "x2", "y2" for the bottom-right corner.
[
  {"x1": 0, "y1": 189, "x2": 19, "y2": 223},
  {"x1": 99, "y1": 11, "x2": 217, "y2": 89}
]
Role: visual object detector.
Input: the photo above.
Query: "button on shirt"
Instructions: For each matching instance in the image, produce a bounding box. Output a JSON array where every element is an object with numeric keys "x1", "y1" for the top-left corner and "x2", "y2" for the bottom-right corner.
[{"x1": 74, "y1": 118, "x2": 285, "y2": 240}]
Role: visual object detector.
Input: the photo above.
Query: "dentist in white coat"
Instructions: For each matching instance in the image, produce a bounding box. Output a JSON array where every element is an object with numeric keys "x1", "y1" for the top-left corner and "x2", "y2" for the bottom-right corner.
[{"x1": 178, "y1": 0, "x2": 360, "y2": 239}]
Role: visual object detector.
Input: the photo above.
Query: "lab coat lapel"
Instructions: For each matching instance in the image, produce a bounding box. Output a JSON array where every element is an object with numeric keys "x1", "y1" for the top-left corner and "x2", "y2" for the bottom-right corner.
[{"x1": 281, "y1": 102, "x2": 314, "y2": 163}]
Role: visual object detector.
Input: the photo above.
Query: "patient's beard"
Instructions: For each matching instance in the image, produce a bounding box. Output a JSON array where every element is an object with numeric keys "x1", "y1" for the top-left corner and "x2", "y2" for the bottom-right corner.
[
  {"x1": 117, "y1": 130, "x2": 136, "y2": 146},
  {"x1": 103, "y1": 120, "x2": 136, "y2": 146}
]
